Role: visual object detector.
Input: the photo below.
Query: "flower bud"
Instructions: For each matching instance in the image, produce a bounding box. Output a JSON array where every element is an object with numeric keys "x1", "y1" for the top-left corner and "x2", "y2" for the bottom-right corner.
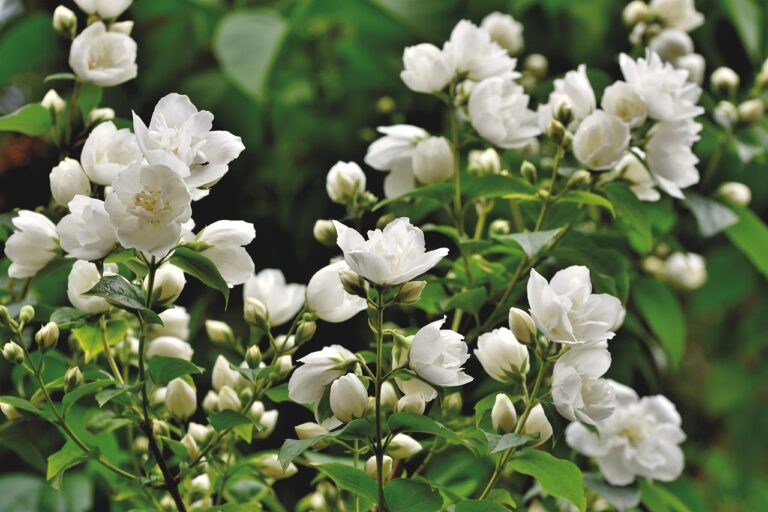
[
  {"x1": 330, "y1": 374, "x2": 368, "y2": 422},
  {"x1": 376, "y1": 212, "x2": 397, "y2": 230},
  {"x1": 165, "y1": 378, "x2": 197, "y2": 419},
  {"x1": 202, "y1": 390, "x2": 219, "y2": 413},
  {"x1": 396, "y1": 281, "x2": 426, "y2": 305},
  {"x1": 412, "y1": 136, "x2": 454, "y2": 185},
  {"x1": 294, "y1": 321, "x2": 316, "y2": 346},
  {"x1": 256, "y1": 409, "x2": 278, "y2": 439},
  {"x1": 205, "y1": 320, "x2": 235, "y2": 345},
  {"x1": 737, "y1": 99, "x2": 764, "y2": 124},
  {"x1": 387, "y1": 433, "x2": 422, "y2": 459},
  {"x1": 244, "y1": 297, "x2": 269, "y2": 330},
  {"x1": 64, "y1": 366, "x2": 83, "y2": 391},
  {"x1": 275, "y1": 355, "x2": 293, "y2": 375},
  {"x1": 710, "y1": 67, "x2": 740, "y2": 96},
  {"x1": 468, "y1": 148, "x2": 501, "y2": 176},
  {"x1": 146, "y1": 336, "x2": 194, "y2": 361},
  {"x1": 132, "y1": 435, "x2": 149, "y2": 455},
  {"x1": 714, "y1": 101, "x2": 738, "y2": 128},
  {"x1": 326, "y1": 161, "x2": 366, "y2": 205},
  {"x1": 338, "y1": 269, "x2": 368, "y2": 299},
  {"x1": 443, "y1": 392, "x2": 463, "y2": 416},
  {"x1": 245, "y1": 345, "x2": 262, "y2": 368},
  {"x1": 53, "y1": 5, "x2": 77, "y2": 38},
  {"x1": 492, "y1": 394, "x2": 518, "y2": 433},
  {"x1": 151, "y1": 387, "x2": 167, "y2": 406},
  {"x1": 380, "y1": 381, "x2": 398, "y2": 408},
  {"x1": 259, "y1": 454, "x2": 297, "y2": 480},
  {"x1": 188, "y1": 422, "x2": 213, "y2": 443},
  {"x1": 554, "y1": 98, "x2": 574, "y2": 127},
  {"x1": 0, "y1": 306, "x2": 14, "y2": 327},
  {"x1": 87, "y1": 107, "x2": 115, "y2": 125},
  {"x1": 488, "y1": 219, "x2": 511, "y2": 237},
  {"x1": 508, "y1": 307, "x2": 537, "y2": 345},
  {"x1": 396, "y1": 393, "x2": 426, "y2": 415},
  {"x1": 676, "y1": 53, "x2": 705, "y2": 85},
  {"x1": 2, "y1": 342, "x2": 24, "y2": 364},
  {"x1": 0, "y1": 403, "x2": 22, "y2": 421},
  {"x1": 35, "y1": 322, "x2": 59, "y2": 351},
  {"x1": 520, "y1": 160, "x2": 537, "y2": 183},
  {"x1": 717, "y1": 182, "x2": 751, "y2": 206},
  {"x1": 181, "y1": 433, "x2": 199, "y2": 459},
  {"x1": 524, "y1": 53, "x2": 548, "y2": 79},
  {"x1": 523, "y1": 404, "x2": 552, "y2": 446},
  {"x1": 109, "y1": 20, "x2": 134, "y2": 35},
  {"x1": 313, "y1": 219, "x2": 338, "y2": 247},
  {"x1": 41, "y1": 89, "x2": 66, "y2": 114},
  {"x1": 566, "y1": 169, "x2": 592, "y2": 189},
  {"x1": 148, "y1": 264, "x2": 186, "y2": 306},
  {"x1": 623, "y1": 1, "x2": 649, "y2": 25},
  {"x1": 218, "y1": 385, "x2": 242, "y2": 412},
  {"x1": 50, "y1": 158, "x2": 90, "y2": 208},
  {"x1": 19, "y1": 305, "x2": 35, "y2": 324},
  {"x1": 295, "y1": 422, "x2": 329, "y2": 440},
  {"x1": 190, "y1": 473, "x2": 210, "y2": 494},
  {"x1": 365, "y1": 455, "x2": 392, "y2": 480}
]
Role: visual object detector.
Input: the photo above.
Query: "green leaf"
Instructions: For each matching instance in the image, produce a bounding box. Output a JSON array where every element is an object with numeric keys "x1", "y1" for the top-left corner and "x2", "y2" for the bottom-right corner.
[
  {"x1": 603, "y1": 182, "x2": 653, "y2": 254},
  {"x1": 484, "y1": 431, "x2": 530, "y2": 454},
  {"x1": 44, "y1": 72, "x2": 77, "y2": 82},
  {"x1": 446, "y1": 286, "x2": 487, "y2": 315},
  {"x1": 315, "y1": 463, "x2": 377, "y2": 503},
  {"x1": 62, "y1": 379, "x2": 113, "y2": 415},
  {"x1": 495, "y1": 228, "x2": 561, "y2": 258},
  {"x1": 0, "y1": 104, "x2": 52, "y2": 136},
  {"x1": 46, "y1": 442, "x2": 93, "y2": 490},
  {"x1": 94, "y1": 384, "x2": 135, "y2": 407},
  {"x1": 213, "y1": 9, "x2": 288, "y2": 101},
  {"x1": 0, "y1": 396, "x2": 50, "y2": 420},
  {"x1": 722, "y1": 0, "x2": 764, "y2": 62},
  {"x1": 632, "y1": 278, "x2": 686, "y2": 368},
  {"x1": 147, "y1": 356, "x2": 204, "y2": 386},
  {"x1": 388, "y1": 412, "x2": 462, "y2": 444},
  {"x1": 84, "y1": 275, "x2": 162, "y2": 324},
  {"x1": 462, "y1": 174, "x2": 536, "y2": 200},
  {"x1": 384, "y1": 479, "x2": 442, "y2": 512},
  {"x1": 725, "y1": 203, "x2": 768, "y2": 278},
  {"x1": 640, "y1": 479, "x2": 691, "y2": 512},
  {"x1": 456, "y1": 500, "x2": 508, "y2": 512},
  {"x1": 77, "y1": 83, "x2": 103, "y2": 121},
  {"x1": 71, "y1": 319, "x2": 129, "y2": 363},
  {"x1": 49, "y1": 307, "x2": 90, "y2": 329},
  {"x1": 373, "y1": 183, "x2": 454, "y2": 211},
  {"x1": 584, "y1": 474, "x2": 640, "y2": 512},
  {"x1": 560, "y1": 190, "x2": 615, "y2": 216},
  {"x1": 208, "y1": 410, "x2": 255, "y2": 431},
  {"x1": 170, "y1": 247, "x2": 229, "y2": 304},
  {"x1": 508, "y1": 449, "x2": 586, "y2": 511},
  {"x1": 265, "y1": 383, "x2": 289, "y2": 403},
  {"x1": 682, "y1": 193, "x2": 738, "y2": 237},
  {"x1": 278, "y1": 419, "x2": 373, "y2": 469},
  {"x1": 0, "y1": 14, "x2": 59, "y2": 89}
]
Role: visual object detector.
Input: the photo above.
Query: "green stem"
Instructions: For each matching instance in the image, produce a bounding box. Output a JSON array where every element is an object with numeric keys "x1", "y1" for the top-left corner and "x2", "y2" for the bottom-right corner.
[
  {"x1": 534, "y1": 145, "x2": 564, "y2": 232},
  {"x1": 374, "y1": 286, "x2": 386, "y2": 512},
  {"x1": 99, "y1": 315, "x2": 124, "y2": 384},
  {"x1": 702, "y1": 125, "x2": 733, "y2": 186}
]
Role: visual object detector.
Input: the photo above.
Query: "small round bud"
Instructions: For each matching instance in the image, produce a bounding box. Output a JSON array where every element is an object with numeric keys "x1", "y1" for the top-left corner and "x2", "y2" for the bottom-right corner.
[
  {"x1": 329, "y1": 374, "x2": 368, "y2": 422},
  {"x1": 396, "y1": 281, "x2": 426, "y2": 305},
  {"x1": 244, "y1": 297, "x2": 269, "y2": 330},
  {"x1": 202, "y1": 390, "x2": 219, "y2": 413},
  {"x1": 86, "y1": 107, "x2": 115, "y2": 125},
  {"x1": 623, "y1": 1, "x2": 649, "y2": 26},
  {"x1": 553, "y1": 98, "x2": 574, "y2": 127},
  {"x1": 326, "y1": 161, "x2": 366, "y2": 205},
  {"x1": 396, "y1": 393, "x2": 426, "y2": 415},
  {"x1": 338, "y1": 269, "x2": 368, "y2": 299},
  {"x1": 566, "y1": 169, "x2": 592, "y2": 189},
  {"x1": 2, "y1": 341, "x2": 24, "y2": 364},
  {"x1": 0, "y1": 403, "x2": 23, "y2": 421},
  {"x1": 147, "y1": 264, "x2": 186, "y2": 306},
  {"x1": 491, "y1": 394, "x2": 518, "y2": 433},
  {"x1": 239, "y1": 387, "x2": 254, "y2": 404},
  {"x1": 294, "y1": 321, "x2": 317, "y2": 346},
  {"x1": 488, "y1": 219, "x2": 511, "y2": 237},
  {"x1": 19, "y1": 305, "x2": 35, "y2": 324},
  {"x1": 313, "y1": 219, "x2": 338, "y2": 247},
  {"x1": 508, "y1": 307, "x2": 537, "y2": 345},
  {"x1": 35, "y1": 322, "x2": 59, "y2": 351},
  {"x1": 387, "y1": 433, "x2": 422, "y2": 459},
  {"x1": 468, "y1": 148, "x2": 501, "y2": 176},
  {"x1": 375, "y1": 213, "x2": 397, "y2": 230},
  {"x1": 165, "y1": 378, "x2": 197, "y2": 419},
  {"x1": 41, "y1": 89, "x2": 66, "y2": 114},
  {"x1": 443, "y1": 392, "x2": 463, "y2": 416},
  {"x1": 523, "y1": 404, "x2": 553, "y2": 446},
  {"x1": 520, "y1": 160, "x2": 537, "y2": 183},
  {"x1": 0, "y1": 306, "x2": 13, "y2": 327},
  {"x1": 717, "y1": 182, "x2": 751, "y2": 206},
  {"x1": 53, "y1": 5, "x2": 77, "y2": 38},
  {"x1": 245, "y1": 345, "x2": 262, "y2": 368},
  {"x1": 380, "y1": 381, "x2": 398, "y2": 408},
  {"x1": 64, "y1": 366, "x2": 83, "y2": 391},
  {"x1": 710, "y1": 67, "x2": 740, "y2": 96},
  {"x1": 181, "y1": 433, "x2": 199, "y2": 459},
  {"x1": 205, "y1": 320, "x2": 235, "y2": 345},
  {"x1": 295, "y1": 422, "x2": 329, "y2": 440},
  {"x1": 538, "y1": 188, "x2": 550, "y2": 200},
  {"x1": 737, "y1": 99, "x2": 764, "y2": 124},
  {"x1": 714, "y1": 100, "x2": 739, "y2": 128},
  {"x1": 275, "y1": 355, "x2": 293, "y2": 375},
  {"x1": 524, "y1": 53, "x2": 548, "y2": 79},
  {"x1": 132, "y1": 435, "x2": 149, "y2": 455},
  {"x1": 217, "y1": 385, "x2": 242, "y2": 412},
  {"x1": 365, "y1": 455, "x2": 392, "y2": 480},
  {"x1": 249, "y1": 401, "x2": 265, "y2": 420}
]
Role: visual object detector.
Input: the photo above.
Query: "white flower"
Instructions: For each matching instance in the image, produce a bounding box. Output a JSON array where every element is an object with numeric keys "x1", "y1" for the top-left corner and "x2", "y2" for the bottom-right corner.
[
  {"x1": 674, "y1": 53, "x2": 705, "y2": 85},
  {"x1": 718, "y1": 182, "x2": 751, "y2": 206},
  {"x1": 212, "y1": 355, "x2": 246, "y2": 392},
  {"x1": 259, "y1": 454, "x2": 297, "y2": 480},
  {"x1": 329, "y1": 374, "x2": 368, "y2": 422},
  {"x1": 566, "y1": 380, "x2": 685, "y2": 485},
  {"x1": 41, "y1": 89, "x2": 65, "y2": 114},
  {"x1": 539, "y1": 64, "x2": 596, "y2": 129},
  {"x1": 69, "y1": 22, "x2": 137, "y2": 87},
  {"x1": 648, "y1": 29, "x2": 694, "y2": 62},
  {"x1": 662, "y1": 252, "x2": 706, "y2": 290},
  {"x1": 150, "y1": 306, "x2": 190, "y2": 340},
  {"x1": 306, "y1": 260, "x2": 367, "y2": 323},
  {"x1": 146, "y1": 336, "x2": 194, "y2": 361},
  {"x1": 474, "y1": 327, "x2": 530, "y2": 383},
  {"x1": 442, "y1": 20, "x2": 516, "y2": 81},
  {"x1": 165, "y1": 377, "x2": 196, "y2": 419},
  {"x1": 572, "y1": 111, "x2": 630, "y2": 171},
  {"x1": 400, "y1": 43, "x2": 453, "y2": 94},
  {"x1": 364, "y1": 125, "x2": 428, "y2": 198},
  {"x1": 132, "y1": 93, "x2": 244, "y2": 199},
  {"x1": 50, "y1": 158, "x2": 90, "y2": 207},
  {"x1": 57, "y1": 196, "x2": 117, "y2": 260},
  {"x1": 553, "y1": 346, "x2": 615, "y2": 424},
  {"x1": 80, "y1": 121, "x2": 143, "y2": 186},
  {"x1": 287, "y1": 345, "x2": 356, "y2": 404},
  {"x1": 649, "y1": 0, "x2": 704, "y2": 31},
  {"x1": 468, "y1": 76, "x2": 540, "y2": 149},
  {"x1": 6, "y1": 211, "x2": 59, "y2": 278},
  {"x1": 601, "y1": 81, "x2": 648, "y2": 128},
  {"x1": 411, "y1": 136, "x2": 454, "y2": 184},
  {"x1": 74, "y1": 0, "x2": 132, "y2": 18},
  {"x1": 105, "y1": 163, "x2": 192, "y2": 257},
  {"x1": 387, "y1": 433, "x2": 422, "y2": 459},
  {"x1": 196, "y1": 220, "x2": 255, "y2": 286},
  {"x1": 326, "y1": 161, "x2": 366, "y2": 204},
  {"x1": 146, "y1": 263, "x2": 185, "y2": 305},
  {"x1": 492, "y1": 394, "x2": 518, "y2": 433},
  {"x1": 333, "y1": 217, "x2": 448, "y2": 286},
  {"x1": 217, "y1": 385, "x2": 241, "y2": 411},
  {"x1": 243, "y1": 268, "x2": 305, "y2": 326},
  {"x1": 67, "y1": 261, "x2": 118, "y2": 314},
  {"x1": 481, "y1": 12, "x2": 524, "y2": 55},
  {"x1": 408, "y1": 317, "x2": 472, "y2": 392},
  {"x1": 600, "y1": 151, "x2": 660, "y2": 202},
  {"x1": 190, "y1": 474, "x2": 210, "y2": 493},
  {"x1": 527, "y1": 266, "x2": 624, "y2": 345},
  {"x1": 645, "y1": 119, "x2": 701, "y2": 198},
  {"x1": 523, "y1": 404, "x2": 553, "y2": 446},
  {"x1": 619, "y1": 51, "x2": 703, "y2": 121}
]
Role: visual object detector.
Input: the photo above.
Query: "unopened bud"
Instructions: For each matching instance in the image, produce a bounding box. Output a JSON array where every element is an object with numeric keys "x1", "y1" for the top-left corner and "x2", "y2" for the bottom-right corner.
[
  {"x1": 396, "y1": 393, "x2": 425, "y2": 415},
  {"x1": 488, "y1": 219, "x2": 511, "y2": 237},
  {"x1": 397, "y1": 281, "x2": 426, "y2": 304},
  {"x1": 491, "y1": 393, "x2": 518, "y2": 433},
  {"x1": 239, "y1": 387, "x2": 254, "y2": 404},
  {"x1": 202, "y1": 390, "x2": 219, "y2": 413},
  {"x1": 295, "y1": 422, "x2": 329, "y2": 440},
  {"x1": 365, "y1": 455, "x2": 392, "y2": 480},
  {"x1": 19, "y1": 305, "x2": 35, "y2": 324},
  {"x1": 717, "y1": 181, "x2": 751, "y2": 206},
  {"x1": 508, "y1": 307, "x2": 537, "y2": 345},
  {"x1": 245, "y1": 345, "x2": 262, "y2": 368},
  {"x1": 443, "y1": 392, "x2": 463, "y2": 415},
  {"x1": 313, "y1": 219, "x2": 338, "y2": 247},
  {"x1": 520, "y1": 160, "x2": 537, "y2": 183},
  {"x1": 338, "y1": 269, "x2": 367, "y2": 299},
  {"x1": 554, "y1": 98, "x2": 574, "y2": 127},
  {"x1": 64, "y1": 366, "x2": 83, "y2": 391},
  {"x1": 468, "y1": 148, "x2": 501, "y2": 176},
  {"x1": 87, "y1": 107, "x2": 115, "y2": 125},
  {"x1": 710, "y1": 67, "x2": 740, "y2": 96},
  {"x1": 623, "y1": 1, "x2": 649, "y2": 25},
  {"x1": 538, "y1": 188, "x2": 550, "y2": 200},
  {"x1": 567, "y1": 169, "x2": 592, "y2": 189},
  {"x1": 714, "y1": 101, "x2": 739, "y2": 128},
  {"x1": 218, "y1": 386, "x2": 242, "y2": 412},
  {"x1": 294, "y1": 321, "x2": 317, "y2": 345},
  {"x1": 133, "y1": 435, "x2": 149, "y2": 455},
  {"x1": 53, "y1": 5, "x2": 77, "y2": 38},
  {"x1": 737, "y1": 99, "x2": 764, "y2": 124},
  {"x1": 524, "y1": 53, "x2": 548, "y2": 79},
  {"x1": 0, "y1": 403, "x2": 23, "y2": 421},
  {"x1": 205, "y1": 320, "x2": 235, "y2": 344},
  {"x1": 244, "y1": 297, "x2": 269, "y2": 330},
  {"x1": 0, "y1": 306, "x2": 13, "y2": 327},
  {"x1": 41, "y1": 89, "x2": 66, "y2": 114},
  {"x1": 2, "y1": 342, "x2": 24, "y2": 364},
  {"x1": 249, "y1": 401, "x2": 265, "y2": 420},
  {"x1": 181, "y1": 433, "x2": 199, "y2": 459},
  {"x1": 387, "y1": 433, "x2": 422, "y2": 459},
  {"x1": 380, "y1": 381, "x2": 398, "y2": 408},
  {"x1": 523, "y1": 404, "x2": 553, "y2": 446},
  {"x1": 376, "y1": 213, "x2": 397, "y2": 230},
  {"x1": 259, "y1": 454, "x2": 298, "y2": 480},
  {"x1": 35, "y1": 322, "x2": 59, "y2": 350},
  {"x1": 275, "y1": 355, "x2": 293, "y2": 375},
  {"x1": 109, "y1": 20, "x2": 134, "y2": 35}
]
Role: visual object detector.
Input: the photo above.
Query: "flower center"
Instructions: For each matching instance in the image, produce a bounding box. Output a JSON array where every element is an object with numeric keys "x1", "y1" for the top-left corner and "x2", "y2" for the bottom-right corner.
[{"x1": 132, "y1": 189, "x2": 171, "y2": 223}]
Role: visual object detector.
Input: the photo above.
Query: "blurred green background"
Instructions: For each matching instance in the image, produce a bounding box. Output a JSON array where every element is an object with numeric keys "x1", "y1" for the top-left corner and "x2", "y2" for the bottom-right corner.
[{"x1": 0, "y1": 0, "x2": 766, "y2": 510}]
